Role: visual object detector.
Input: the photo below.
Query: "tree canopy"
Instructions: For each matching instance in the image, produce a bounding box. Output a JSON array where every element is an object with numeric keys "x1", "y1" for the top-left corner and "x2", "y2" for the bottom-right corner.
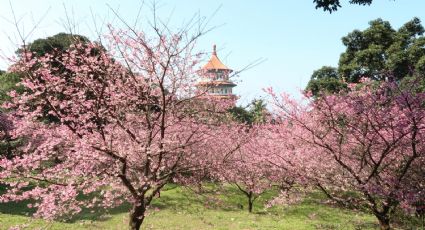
[
  {"x1": 18, "y1": 33, "x2": 90, "y2": 57},
  {"x1": 228, "y1": 99, "x2": 268, "y2": 125},
  {"x1": 0, "y1": 33, "x2": 93, "y2": 157},
  {"x1": 0, "y1": 72, "x2": 24, "y2": 107},
  {"x1": 305, "y1": 66, "x2": 347, "y2": 96},
  {"x1": 306, "y1": 17, "x2": 425, "y2": 96},
  {"x1": 14, "y1": 33, "x2": 93, "y2": 122},
  {"x1": 1, "y1": 21, "x2": 250, "y2": 230},
  {"x1": 314, "y1": 0, "x2": 374, "y2": 13}
]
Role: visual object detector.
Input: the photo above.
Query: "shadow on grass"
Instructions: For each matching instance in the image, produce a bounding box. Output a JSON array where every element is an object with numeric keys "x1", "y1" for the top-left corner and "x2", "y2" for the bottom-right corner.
[
  {"x1": 66, "y1": 202, "x2": 132, "y2": 223},
  {"x1": 150, "y1": 184, "x2": 260, "y2": 213},
  {"x1": 0, "y1": 199, "x2": 35, "y2": 216},
  {"x1": 0, "y1": 184, "x2": 131, "y2": 223},
  {"x1": 0, "y1": 184, "x2": 210, "y2": 223},
  {"x1": 0, "y1": 185, "x2": 36, "y2": 216},
  {"x1": 0, "y1": 183, "x2": 269, "y2": 219},
  {"x1": 0, "y1": 183, "x2": 383, "y2": 229}
]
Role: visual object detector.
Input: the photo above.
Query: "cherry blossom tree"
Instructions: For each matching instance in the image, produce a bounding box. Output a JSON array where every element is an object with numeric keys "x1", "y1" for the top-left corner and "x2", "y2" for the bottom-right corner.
[
  {"x1": 219, "y1": 102, "x2": 278, "y2": 213},
  {"x1": 218, "y1": 97, "x2": 304, "y2": 213},
  {"x1": 215, "y1": 127, "x2": 273, "y2": 213},
  {"x1": 215, "y1": 123, "x2": 303, "y2": 213},
  {"x1": 269, "y1": 81, "x2": 425, "y2": 230},
  {"x1": 0, "y1": 18, "x2": 246, "y2": 230}
]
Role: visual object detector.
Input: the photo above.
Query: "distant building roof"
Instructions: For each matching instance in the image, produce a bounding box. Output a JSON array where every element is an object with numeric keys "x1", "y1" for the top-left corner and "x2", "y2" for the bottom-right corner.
[{"x1": 202, "y1": 45, "x2": 232, "y2": 71}]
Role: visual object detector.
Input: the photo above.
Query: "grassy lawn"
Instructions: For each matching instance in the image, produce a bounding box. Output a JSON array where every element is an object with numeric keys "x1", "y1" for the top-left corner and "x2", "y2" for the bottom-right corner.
[{"x1": 0, "y1": 184, "x2": 387, "y2": 229}]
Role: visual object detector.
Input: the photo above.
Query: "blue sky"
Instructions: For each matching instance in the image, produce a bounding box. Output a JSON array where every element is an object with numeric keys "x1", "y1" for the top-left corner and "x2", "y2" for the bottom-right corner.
[{"x1": 1, "y1": 0, "x2": 425, "y2": 104}]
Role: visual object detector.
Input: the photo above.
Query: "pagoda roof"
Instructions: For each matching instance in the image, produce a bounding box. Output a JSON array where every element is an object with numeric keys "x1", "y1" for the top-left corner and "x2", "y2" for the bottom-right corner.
[
  {"x1": 202, "y1": 45, "x2": 232, "y2": 71},
  {"x1": 196, "y1": 80, "x2": 236, "y2": 87}
]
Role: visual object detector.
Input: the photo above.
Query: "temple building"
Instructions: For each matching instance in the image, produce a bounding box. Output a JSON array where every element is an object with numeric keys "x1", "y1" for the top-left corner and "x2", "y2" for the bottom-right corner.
[{"x1": 196, "y1": 45, "x2": 237, "y2": 100}]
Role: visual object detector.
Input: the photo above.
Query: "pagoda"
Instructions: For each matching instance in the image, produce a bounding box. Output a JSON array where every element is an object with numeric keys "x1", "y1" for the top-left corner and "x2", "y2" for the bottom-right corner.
[{"x1": 196, "y1": 45, "x2": 237, "y2": 100}]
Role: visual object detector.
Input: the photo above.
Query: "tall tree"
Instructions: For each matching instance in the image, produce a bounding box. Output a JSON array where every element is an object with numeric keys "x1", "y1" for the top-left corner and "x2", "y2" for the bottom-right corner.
[
  {"x1": 17, "y1": 33, "x2": 90, "y2": 57},
  {"x1": 306, "y1": 18, "x2": 425, "y2": 96}
]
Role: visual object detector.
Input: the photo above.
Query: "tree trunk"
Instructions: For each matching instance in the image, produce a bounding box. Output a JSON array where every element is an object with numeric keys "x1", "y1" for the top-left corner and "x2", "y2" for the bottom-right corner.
[
  {"x1": 248, "y1": 192, "x2": 253, "y2": 213},
  {"x1": 376, "y1": 215, "x2": 391, "y2": 230},
  {"x1": 129, "y1": 203, "x2": 146, "y2": 230}
]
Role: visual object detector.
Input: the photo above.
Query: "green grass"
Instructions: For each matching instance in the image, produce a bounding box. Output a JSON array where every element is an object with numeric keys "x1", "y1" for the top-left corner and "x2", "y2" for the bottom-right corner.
[{"x1": 0, "y1": 184, "x2": 388, "y2": 230}]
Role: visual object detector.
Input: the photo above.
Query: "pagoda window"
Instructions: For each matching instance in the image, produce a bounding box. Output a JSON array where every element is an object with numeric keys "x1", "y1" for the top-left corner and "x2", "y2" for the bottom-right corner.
[
  {"x1": 216, "y1": 72, "x2": 223, "y2": 80},
  {"x1": 222, "y1": 73, "x2": 228, "y2": 81}
]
